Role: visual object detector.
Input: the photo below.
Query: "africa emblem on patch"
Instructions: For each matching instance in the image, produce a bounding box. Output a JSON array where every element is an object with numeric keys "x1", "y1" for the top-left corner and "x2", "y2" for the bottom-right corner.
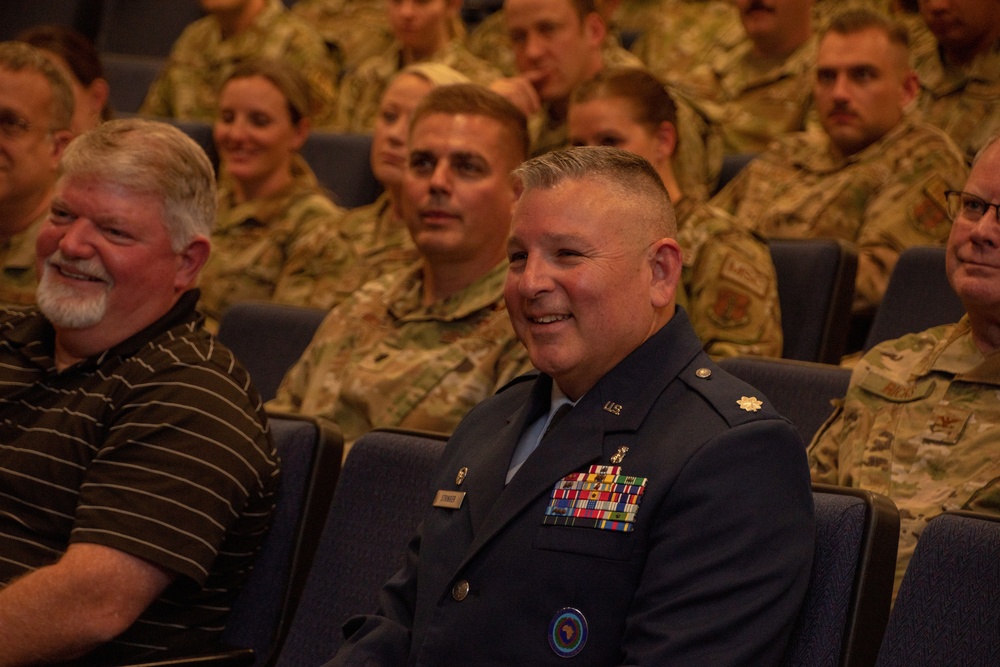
[{"x1": 549, "y1": 607, "x2": 588, "y2": 658}]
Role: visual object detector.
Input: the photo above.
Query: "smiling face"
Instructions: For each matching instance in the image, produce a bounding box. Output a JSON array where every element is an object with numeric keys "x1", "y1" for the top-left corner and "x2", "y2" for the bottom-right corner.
[
  {"x1": 214, "y1": 75, "x2": 308, "y2": 199},
  {"x1": 401, "y1": 112, "x2": 519, "y2": 269},
  {"x1": 946, "y1": 140, "x2": 1000, "y2": 318},
  {"x1": 35, "y1": 174, "x2": 207, "y2": 358},
  {"x1": 504, "y1": 176, "x2": 680, "y2": 399},
  {"x1": 371, "y1": 73, "x2": 435, "y2": 189},
  {"x1": 505, "y1": 0, "x2": 605, "y2": 103},
  {"x1": 814, "y1": 27, "x2": 917, "y2": 158}
]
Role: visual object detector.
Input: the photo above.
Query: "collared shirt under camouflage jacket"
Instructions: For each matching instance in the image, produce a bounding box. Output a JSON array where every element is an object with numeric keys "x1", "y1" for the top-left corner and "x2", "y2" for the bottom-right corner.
[
  {"x1": 710, "y1": 115, "x2": 968, "y2": 312},
  {"x1": 809, "y1": 316, "x2": 1000, "y2": 596},
  {"x1": 198, "y1": 155, "x2": 347, "y2": 329},
  {"x1": 267, "y1": 260, "x2": 532, "y2": 454},
  {"x1": 273, "y1": 191, "x2": 417, "y2": 310},
  {"x1": 334, "y1": 39, "x2": 501, "y2": 133},
  {"x1": 683, "y1": 35, "x2": 818, "y2": 154},
  {"x1": 915, "y1": 38, "x2": 1000, "y2": 166},
  {"x1": 674, "y1": 197, "x2": 782, "y2": 358},
  {"x1": 141, "y1": 0, "x2": 339, "y2": 127},
  {"x1": 0, "y1": 212, "x2": 45, "y2": 307}
]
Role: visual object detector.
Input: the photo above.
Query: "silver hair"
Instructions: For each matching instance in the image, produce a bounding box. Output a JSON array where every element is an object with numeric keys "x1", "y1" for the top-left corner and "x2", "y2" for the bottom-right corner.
[
  {"x1": 57, "y1": 118, "x2": 216, "y2": 251},
  {"x1": 512, "y1": 146, "x2": 676, "y2": 239}
]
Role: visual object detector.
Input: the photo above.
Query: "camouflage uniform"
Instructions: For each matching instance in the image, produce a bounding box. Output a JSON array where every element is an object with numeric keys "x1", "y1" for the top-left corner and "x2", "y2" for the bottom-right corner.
[
  {"x1": 914, "y1": 38, "x2": 1000, "y2": 166},
  {"x1": 0, "y1": 212, "x2": 45, "y2": 307},
  {"x1": 273, "y1": 192, "x2": 418, "y2": 310},
  {"x1": 630, "y1": 0, "x2": 745, "y2": 86},
  {"x1": 140, "y1": 0, "x2": 339, "y2": 128},
  {"x1": 710, "y1": 114, "x2": 968, "y2": 312},
  {"x1": 813, "y1": 0, "x2": 892, "y2": 29},
  {"x1": 334, "y1": 40, "x2": 501, "y2": 133},
  {"x1": 809, "y1": 317, "x2": 1000, "y2": 596},
  {"x1": 267, "y1": 261, "x2": 533, "y2": 455},
  {"x1": 683, "y1": 36, "x2": 818, "y2": 154},
  {"x1": 198, "y1": 156, "x2": 348, "y2": 329},
  {"x1": 674, "y1": 197, "x2": 782, "y2": 358},
  {"x1": 290, "y1": 0, "x2": 394, "y2": 73}
]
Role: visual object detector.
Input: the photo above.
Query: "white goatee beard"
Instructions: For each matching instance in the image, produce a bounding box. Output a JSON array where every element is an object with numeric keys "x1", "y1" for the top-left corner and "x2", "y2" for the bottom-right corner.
[{"x1": 36, "y1": 253, "x2": 113, "y2": 329}]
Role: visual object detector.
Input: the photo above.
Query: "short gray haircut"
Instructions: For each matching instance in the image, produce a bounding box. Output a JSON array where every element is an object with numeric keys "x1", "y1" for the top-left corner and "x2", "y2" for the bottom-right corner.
[
  {"x1": 972, "y1": 133, "x2": 1000, "y2": 168},
  {"x1": 58, "y1": 118, "x2": 216, "y2": 251},
  {"x1": 512, "y1": 146, "x2": 676, "y2": 241},
  {"x1": 0, "y1": 40, "x2": 74, "y2": 132}
]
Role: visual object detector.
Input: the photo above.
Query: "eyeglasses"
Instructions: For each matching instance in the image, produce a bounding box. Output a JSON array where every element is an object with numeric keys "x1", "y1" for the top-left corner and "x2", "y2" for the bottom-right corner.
[
  {"x1": 0, "y1": 109, "x2": 35, "y2": 140},
  {"x1": 945, "y1": 190, "x2": 1000, "y2": 222}
]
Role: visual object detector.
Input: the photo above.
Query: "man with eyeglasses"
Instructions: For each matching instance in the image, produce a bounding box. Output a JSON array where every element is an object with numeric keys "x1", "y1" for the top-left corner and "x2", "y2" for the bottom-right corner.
[
  {"x1": 0, "y1": 42, "x2": 74, "y2": 306},
  {"x1": 809, "y1": 132, "x2": 1000, "y2": 598}
]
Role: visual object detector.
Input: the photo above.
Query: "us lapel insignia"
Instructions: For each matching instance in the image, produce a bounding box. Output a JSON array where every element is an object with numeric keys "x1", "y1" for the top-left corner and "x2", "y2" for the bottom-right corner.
[{"x1": 603, "y1": 401, "x2": 623, "y2": 416}]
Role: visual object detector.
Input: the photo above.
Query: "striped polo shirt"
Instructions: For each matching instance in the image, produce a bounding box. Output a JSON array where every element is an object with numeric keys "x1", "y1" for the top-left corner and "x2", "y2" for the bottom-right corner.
[{"x1": 0, "y1": 290, "x2": 279, "y2": 663}]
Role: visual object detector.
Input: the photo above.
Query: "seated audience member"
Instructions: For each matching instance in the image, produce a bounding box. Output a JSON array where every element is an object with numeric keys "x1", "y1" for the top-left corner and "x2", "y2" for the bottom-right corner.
[
  {"x1": 912, "y1": 0, "x2": 1000, "y2": 164},
  {"x1": 290, "y1": 0, "x2": 394, "y2": 73},
  {"x1": 683, "y1": 0, "x2": 817, "y2": 154},
  {"x1": 268, "y1": 85, "x2": 532, "y2": 455},
  {"x1": 0, "y1": 118, "x2": 278, "y2": 664},
  {"x1": 326, "y1": 146, "x2": 814, "y2": 666},
  {"x1": 569, "y1": 67, "x2": 782, "y2": 358},
  {"x1": 141, "y1": 0, "x2": 339, "y2": 128},
  {"x1": 809, "y1": 133, "x2": 1000, "y2": 596},
  {"x1": 274, "y1": 63, "x2": 470, "y2": 310},
  {"x1": 466, "y1": 0, "x2": 640, "y2": 77},
  {"x1": 0, "y1": 41, "x2": 74, "y2": 306},
  {"x1": 16, "y1": 24, "x2": 111, "y2": 135},
  {"x1": 709, "y1": 8, "x2": 968, "y2": 315},
  {"x1": 198, "y1": 58, "x2": 347, "y2": 328},
  {"x1": 333, "y1": 0, "x2": 499, "y2": 133}
]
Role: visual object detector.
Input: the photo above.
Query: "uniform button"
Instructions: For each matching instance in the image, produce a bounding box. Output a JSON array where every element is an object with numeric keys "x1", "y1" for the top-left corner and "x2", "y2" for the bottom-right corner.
[
  {"x1": 695, "y1": 367, "x2": 712, "y2": 379},
  {"x1": 452, "y1": 580, "x2": 470, "y2": 601}
]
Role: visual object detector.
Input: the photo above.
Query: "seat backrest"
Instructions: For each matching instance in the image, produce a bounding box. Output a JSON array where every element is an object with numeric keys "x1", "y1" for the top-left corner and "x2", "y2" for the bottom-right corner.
[
  {"x1": 0, "y1": 0, "x2": 101, "y2": 41},
  {"x1": 299, "y1": 131, "x2": 382, "y2": 209},
  {"x1": 223, "y1": 413, "x2": 343, "y2": 665},
  {"x1": 863, "y1": 246, "x2": 965, "y2": 352},
  {"x1": 273, "y1": 429, "x2": 448, "y2": 667},
  {"x1": 875, "y1": 511, "x2": 1000, "y2": 667},
  {"x1": 714, "y1": 152, "x2": 757, "y2": 195},
  {"x1": 216, "y1": 301, "x2": 329, "y2": 403},
  {"x1": 770, "y1": 239, "x2": 858, "y2": 364},
  {"x1": 96, "y1": 0, "x2": 205, "y2": 57},
  {"x1": 782, "y1": 485, "x2": 899, "y2": 667},
  {"x1": 102, "y1": 53, "x2": 165, "y2": 115},
  {"x1": 717, "y1": 357, "x2": 851, "y2": 444}
]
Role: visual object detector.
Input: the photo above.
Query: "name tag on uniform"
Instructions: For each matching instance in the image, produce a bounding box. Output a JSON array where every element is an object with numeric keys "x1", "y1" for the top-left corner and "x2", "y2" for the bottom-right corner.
[{"x1": 433, "y1": 490, "x2": 466, "y2": 509}]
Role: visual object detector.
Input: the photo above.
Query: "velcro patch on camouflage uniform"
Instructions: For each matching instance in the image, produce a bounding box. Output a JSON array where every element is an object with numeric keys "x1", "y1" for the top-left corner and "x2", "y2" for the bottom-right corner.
[
  {"x1": 720, "y1": 253, "x2": 770, "y2": 298},
  {"x1": 709, "y1": 288, "x2": 751, "y2": 328},
  {"x1": 859, "y1": 372, "x2": 936, "y2": 403},
  {"x1": 913, "y1": 174, "x2": 952, "y2": 237},
  {"x1": 922, "y1": 405, "x2": 971, "y2": 445}
]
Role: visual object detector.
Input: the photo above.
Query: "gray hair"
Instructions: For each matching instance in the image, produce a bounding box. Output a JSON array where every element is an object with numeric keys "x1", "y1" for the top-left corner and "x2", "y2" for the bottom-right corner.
[
  {"x1": 0, "y1": 40, "x2": 74, "y2": 132},
  {"x1": 58, "y1": 118, "x2": 216, "y2": 250},
  {"x1": 512, "y1": 146, "x2": 676, "y2": 240},
  {"x1": 972, "y1": 133, "x2": 1000, "y2": 168}
]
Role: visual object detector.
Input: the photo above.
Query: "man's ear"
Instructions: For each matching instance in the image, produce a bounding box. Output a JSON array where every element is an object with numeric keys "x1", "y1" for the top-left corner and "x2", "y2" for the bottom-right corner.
[
  {"x1": 649, "y1": 237, "x2": 683, "y2": 309},
  {"x1": 583, "y1": 11, "x2": 607, "y2": 48},
  {"x1": 175, "y1": 236, "x2": 211, "y2": 292},
  {"x1": 50, "y1": 129, "x2": 73, "y2": 165}
]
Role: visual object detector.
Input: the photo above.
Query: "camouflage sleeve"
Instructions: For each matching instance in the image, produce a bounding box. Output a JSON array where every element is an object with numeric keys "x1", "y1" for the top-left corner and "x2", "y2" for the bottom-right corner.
[
  {"x1": 670, "y1": 91, "x2": 724, "y2": 201},
  {"x1": 333, "y1": 60, "x2": 383, "y2": 133},
  {"x1": 854, "y1": 135, "x2": 968, "y2": 311},
  {"x1": 685, "y1": 225, "x2": 783, "y2": 358},
  {"x1": 138, "y1": 61, "x2": 176, "y2": 118},
  {"x1": 266, "y1": 305, "x2": 345, "y2": 414},
  {"x1": 704, "y1": 153, "x2": 752, "y2": 217},
  {"x1": 272, "y1": 220, "x2": 361, "y2": 311},
  {"x1": 280, "y1": 31, "x2": 341, "y2": 129}
]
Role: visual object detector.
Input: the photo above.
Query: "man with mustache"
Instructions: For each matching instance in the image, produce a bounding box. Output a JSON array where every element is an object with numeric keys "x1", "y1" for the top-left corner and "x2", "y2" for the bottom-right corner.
[
  {"x1": 268, "y1": 84, "x2": 532, "y2": 458},
  {"x1": 708, "y1": 8, "x2": 968, "y2": 316},
  {"x1": 810, "y1": 133, "x2": 1000, "y2": 598},
  {"x1": 0, "y1": 41, "x2": 74, "y2": 307},
  {"x1": 0, "y1": 118, "x2": 279, "y2": 664}
]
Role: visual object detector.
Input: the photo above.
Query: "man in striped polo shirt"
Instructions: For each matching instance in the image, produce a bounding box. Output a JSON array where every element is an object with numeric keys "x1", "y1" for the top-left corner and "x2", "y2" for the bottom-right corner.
[{"x1": 0, "y1": 118, "x2": 279, "y2": 664}]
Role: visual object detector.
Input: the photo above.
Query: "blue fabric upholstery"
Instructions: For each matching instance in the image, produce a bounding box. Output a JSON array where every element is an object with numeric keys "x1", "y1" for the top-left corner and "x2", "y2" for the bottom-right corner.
[
  {"x1": 274, "y1": 429, "x2": 448, "y2": 667},
  {"x1": 875, "y1": 511, "x2": 1000, "y2": 667}
]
